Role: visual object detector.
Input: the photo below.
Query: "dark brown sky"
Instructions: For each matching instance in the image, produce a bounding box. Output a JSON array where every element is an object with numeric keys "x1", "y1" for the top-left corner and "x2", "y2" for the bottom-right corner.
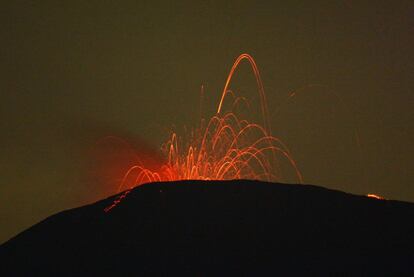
[{"x1": 1, "y1": 1, "x2": 413, "y2": 243}]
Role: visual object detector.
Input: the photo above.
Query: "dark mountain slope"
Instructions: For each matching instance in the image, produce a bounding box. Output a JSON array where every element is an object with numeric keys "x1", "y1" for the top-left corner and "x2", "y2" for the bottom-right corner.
[{"x1": 1, "y1": 180, "x2": 414, "y2": 275}]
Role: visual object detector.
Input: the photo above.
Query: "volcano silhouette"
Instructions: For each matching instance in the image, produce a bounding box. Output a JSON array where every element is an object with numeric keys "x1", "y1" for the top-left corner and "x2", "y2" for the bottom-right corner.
[{"x1": 1, "y1": 180, "x2": 414, "y2": 275}]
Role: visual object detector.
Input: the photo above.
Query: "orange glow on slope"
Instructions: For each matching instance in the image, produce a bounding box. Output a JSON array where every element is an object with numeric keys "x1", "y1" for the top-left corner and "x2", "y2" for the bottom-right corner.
[
  {"x1": 104, "y1": 54, "x2": 302, "y2": 212},
  {"x1": 367, "y1": 194, "x2": 385, "y2": 200},
  {"x1": 89, "y1": 135, "x2": 165, "y2": 200}
]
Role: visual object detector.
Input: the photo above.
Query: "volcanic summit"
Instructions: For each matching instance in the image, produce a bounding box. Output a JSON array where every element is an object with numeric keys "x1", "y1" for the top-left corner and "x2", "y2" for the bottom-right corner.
[{"x1": 1, "y1": 180, "x2": 414, "y2": 275}]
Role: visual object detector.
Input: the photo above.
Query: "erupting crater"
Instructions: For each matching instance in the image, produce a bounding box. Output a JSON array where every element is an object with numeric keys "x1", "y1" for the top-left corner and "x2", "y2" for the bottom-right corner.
[{"x1": 104, "y1": 54, "x2": 303, "y2": 212}]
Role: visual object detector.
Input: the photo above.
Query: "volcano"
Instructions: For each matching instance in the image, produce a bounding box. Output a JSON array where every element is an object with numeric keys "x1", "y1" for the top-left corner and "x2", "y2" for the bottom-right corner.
[{"x1": 1, "y1": 180, "x2": 414, "y2": 275}]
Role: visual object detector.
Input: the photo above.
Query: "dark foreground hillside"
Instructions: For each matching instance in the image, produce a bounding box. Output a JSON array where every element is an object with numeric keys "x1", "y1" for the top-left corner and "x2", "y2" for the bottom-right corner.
[{"x1": 1, "y1": 180, "x2": 414, "y2": 275}]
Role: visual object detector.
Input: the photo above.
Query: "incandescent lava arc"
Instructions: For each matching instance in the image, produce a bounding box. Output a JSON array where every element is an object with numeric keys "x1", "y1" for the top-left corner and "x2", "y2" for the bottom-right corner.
[{"x1": 104, "y1": 54, "x2": 303, "y2": 212}]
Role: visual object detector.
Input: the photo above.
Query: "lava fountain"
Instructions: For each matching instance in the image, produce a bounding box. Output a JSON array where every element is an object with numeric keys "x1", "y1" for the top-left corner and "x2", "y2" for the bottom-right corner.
[{"x1": 104, "y1": 54, "x2": 303, "y2": 212}]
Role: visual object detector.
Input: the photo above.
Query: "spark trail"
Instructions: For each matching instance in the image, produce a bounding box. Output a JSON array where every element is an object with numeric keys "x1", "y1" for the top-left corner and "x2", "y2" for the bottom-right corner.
[{"x1": 104, "y1": 54, "x2": 303, "y2": 212}]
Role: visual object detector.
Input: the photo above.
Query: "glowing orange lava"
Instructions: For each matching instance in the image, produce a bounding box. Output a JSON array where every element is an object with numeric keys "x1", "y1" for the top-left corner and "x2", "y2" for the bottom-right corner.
[
  {"x1": 104, "y1": 54, "x2": 302, "y2": 212},
  {"x1": 367, "y1": 194, "x2": 384, "y2": 200}
]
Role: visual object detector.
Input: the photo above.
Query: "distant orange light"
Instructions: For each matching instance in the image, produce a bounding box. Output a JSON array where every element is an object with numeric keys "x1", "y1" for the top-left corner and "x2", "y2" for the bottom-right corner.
[{"x1": 367, "y1": 194, "x2": 384, "y2": 200}]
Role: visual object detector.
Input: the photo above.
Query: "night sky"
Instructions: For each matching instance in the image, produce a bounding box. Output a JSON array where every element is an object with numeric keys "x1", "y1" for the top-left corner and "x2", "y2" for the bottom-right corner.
[{"x1": 1, "y1": 1, "x2": 413, "y2": 244}]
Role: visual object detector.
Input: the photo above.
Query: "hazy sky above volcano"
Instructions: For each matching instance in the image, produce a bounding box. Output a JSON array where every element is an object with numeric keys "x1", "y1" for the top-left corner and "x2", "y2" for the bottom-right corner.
[{"x1": 1, "y1": 1, "x2": 413, "y2": 243}]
